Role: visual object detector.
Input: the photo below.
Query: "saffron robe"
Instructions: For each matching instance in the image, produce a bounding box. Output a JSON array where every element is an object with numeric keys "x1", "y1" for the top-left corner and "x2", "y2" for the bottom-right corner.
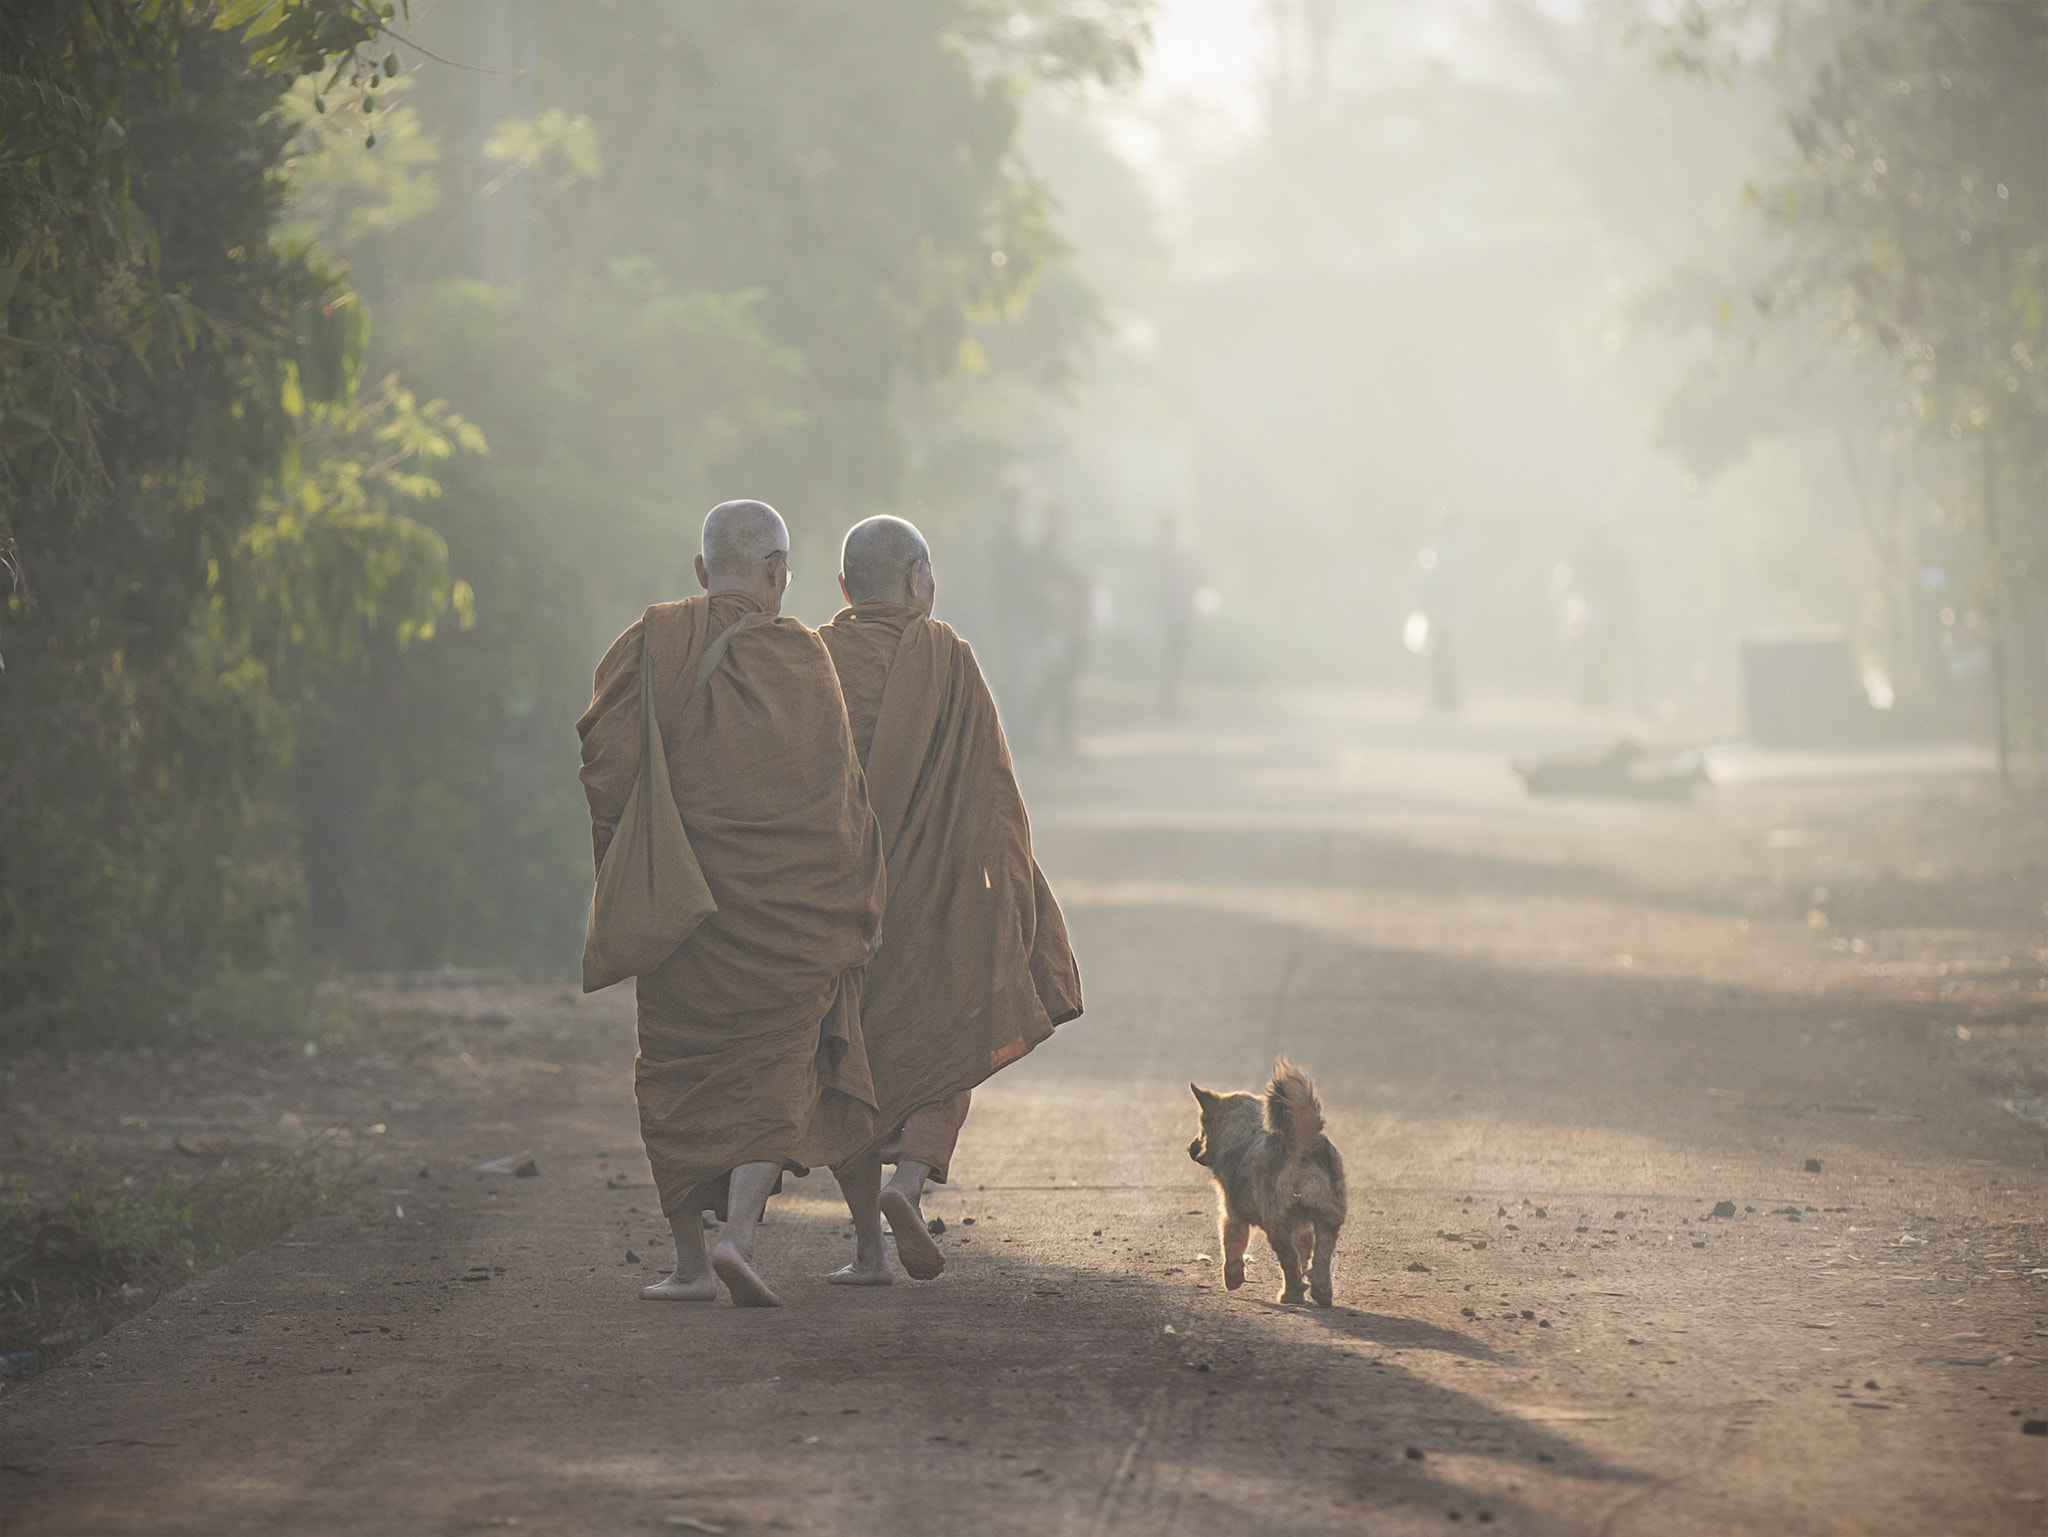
[
  {"x1": 578, "y1": 592, "x2": 884, "y2": 1218},
  {"x1": 818, "y1": 602, "x2": 1082, "y2": 1171}
]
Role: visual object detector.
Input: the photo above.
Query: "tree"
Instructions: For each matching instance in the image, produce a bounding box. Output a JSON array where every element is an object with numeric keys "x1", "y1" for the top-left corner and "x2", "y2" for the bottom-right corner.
[
  {"x1": 1762, "y1": 2, "x2": 2045, "y2": 774},
  {"x1": 1657, "y1": 0, "x2": 2047, "y2": 770},
  {"x1": 0, "y1": 1, "x2": 475, "y2": 1044}
]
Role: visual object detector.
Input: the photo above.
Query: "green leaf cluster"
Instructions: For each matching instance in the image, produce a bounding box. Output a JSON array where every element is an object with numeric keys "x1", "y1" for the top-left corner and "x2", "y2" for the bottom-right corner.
[{"x1": 0, "y1": 1, "x2": 476, "y2": 1047}]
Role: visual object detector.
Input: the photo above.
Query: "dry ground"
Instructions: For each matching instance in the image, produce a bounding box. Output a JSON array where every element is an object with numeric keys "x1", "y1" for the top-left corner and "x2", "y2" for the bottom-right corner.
[{"x1": 4, "y1": 685, "x2": 2045, "y2": 1536}]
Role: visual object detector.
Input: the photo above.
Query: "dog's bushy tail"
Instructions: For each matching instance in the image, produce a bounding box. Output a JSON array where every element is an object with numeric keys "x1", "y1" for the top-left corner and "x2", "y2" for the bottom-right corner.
[{"x1": 1265, "y1": 1057, "x2": 1324, "y2": 1161}]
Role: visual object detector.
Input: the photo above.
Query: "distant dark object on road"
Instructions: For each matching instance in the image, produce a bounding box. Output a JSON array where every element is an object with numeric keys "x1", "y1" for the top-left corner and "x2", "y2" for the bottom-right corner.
[{"x1": 1513, "y1": 741, "x2": 1708, "y2": 800}]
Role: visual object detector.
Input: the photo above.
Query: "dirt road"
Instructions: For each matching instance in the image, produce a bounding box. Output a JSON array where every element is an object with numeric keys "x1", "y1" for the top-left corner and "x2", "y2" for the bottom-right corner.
[{"x1": 6, "y1": 687, "x2": 2045, "y2": 1535}]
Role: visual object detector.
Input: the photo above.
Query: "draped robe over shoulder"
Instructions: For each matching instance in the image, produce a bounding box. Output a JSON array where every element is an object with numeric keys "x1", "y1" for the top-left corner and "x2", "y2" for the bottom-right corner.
[
  {"x1": 578, "y1": 592, "x2": 885, "y2": 1219},
  {"x1": 818, "y1": 602, "x2": 1082, "y2": 1156}
]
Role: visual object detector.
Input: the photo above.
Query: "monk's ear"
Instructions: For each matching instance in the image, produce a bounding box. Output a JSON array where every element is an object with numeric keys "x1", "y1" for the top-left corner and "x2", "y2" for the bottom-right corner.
[{"x1": 838, "y1": 571, "x2": 852, "y2": 604}]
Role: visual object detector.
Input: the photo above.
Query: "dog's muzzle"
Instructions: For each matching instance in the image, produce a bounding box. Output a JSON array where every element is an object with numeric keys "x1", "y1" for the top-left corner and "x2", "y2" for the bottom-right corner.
[{"x1": 1187, "y1": 1138, "x2": 1205, "y2": 1164}]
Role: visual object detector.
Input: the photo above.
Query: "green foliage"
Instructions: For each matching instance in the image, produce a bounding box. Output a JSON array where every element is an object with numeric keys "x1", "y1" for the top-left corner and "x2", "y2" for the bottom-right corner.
[
  {"x1": 214, "y1": 0, "x2": 396, "y2": 80},
  {"x1": 299, "y1": 267, "x2": 802, "y2": 968},
  {"x1": 273, "y1": 76, "x2": 440, "y2": 248},
  {"x1": 1777, "y1": 9, "x2": 2045, "y2": 765},
  {"x1": 0, "y1": 1, "x2": 470, "y2": 1048},
  {"x1": 0, "y1": 4, "x2": 170, "y2": 550},
  {"x1": 233, "y1": 368, "x2": 482, "y2": 664},
  {"x1": 417, "y1": 0, "x2": 1142, "y2": 525},
  {"x1": 482, "y1": 105, "x2": 601, "y2": 193},
  {"x1": 1749, "y1": 2, "x2": 2046, "y2": 608},
  {"x1": 0, "y1": 1, "x2": 402, "y2": 562},
  {"x1": 0, "y1": 1150, "x2": 341, "y2": 1366},
  {"x1": 1645, "y1": 1, "x2": 2045, "y2": 746}
]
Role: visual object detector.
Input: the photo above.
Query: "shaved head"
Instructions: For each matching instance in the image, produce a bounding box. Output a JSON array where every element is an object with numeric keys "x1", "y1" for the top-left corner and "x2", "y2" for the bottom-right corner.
[
  {"x1": 702, "y1": 500, "x2": 789, "y2": 578},
  {"x1": 840, "y1": 516, "x2": 931, "y2": 605},
  {"x1": 696, "y1": 499, "x2": 792, "y2": 614}
]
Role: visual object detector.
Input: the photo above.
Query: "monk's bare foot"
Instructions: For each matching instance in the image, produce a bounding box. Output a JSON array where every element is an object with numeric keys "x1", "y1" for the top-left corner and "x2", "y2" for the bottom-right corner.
[
  {"x1": 881, "y1": 1188, "x2": 944, "y2": 1280},
  {"x1": 711, "y1": 1240, "x2": 782, "y2": 1307},
  {"x1": 825, "y1": 1259, "x2": 894, "y2": 1287},
  {"x1": 639, "y1": 1271, "x2": 718, "y2": 1302}
]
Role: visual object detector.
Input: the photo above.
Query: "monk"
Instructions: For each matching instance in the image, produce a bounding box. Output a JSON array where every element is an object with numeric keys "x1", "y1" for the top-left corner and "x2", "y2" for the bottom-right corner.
[
  {"x1": 817, "y1": 515, "x2": 1083, "y2": 1284},
  {"x1": 578, "y1": 500, "x2": 885, "y2": 1307}
]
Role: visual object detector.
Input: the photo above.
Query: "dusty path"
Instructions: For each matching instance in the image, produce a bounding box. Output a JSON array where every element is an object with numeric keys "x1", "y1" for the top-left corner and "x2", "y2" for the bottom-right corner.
[{"x1": 5, "y1": 687, "x2": 2045, "y2": 1535}]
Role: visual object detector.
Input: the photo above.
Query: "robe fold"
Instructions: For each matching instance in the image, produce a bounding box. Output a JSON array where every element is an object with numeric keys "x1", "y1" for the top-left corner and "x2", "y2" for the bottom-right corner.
[
  {"x1": 818, "y1": 602, "x2": 1082, "y2": 1173},
  {"x1": 577, "y1": 592, "x2": 885, "y2": 1220}
]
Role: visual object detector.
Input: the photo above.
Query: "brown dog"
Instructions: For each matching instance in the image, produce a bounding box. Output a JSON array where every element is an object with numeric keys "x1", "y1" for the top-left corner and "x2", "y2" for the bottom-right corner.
[{"x1": 1188, "y1": 1059, "x2": 1347, "y2": 1306}]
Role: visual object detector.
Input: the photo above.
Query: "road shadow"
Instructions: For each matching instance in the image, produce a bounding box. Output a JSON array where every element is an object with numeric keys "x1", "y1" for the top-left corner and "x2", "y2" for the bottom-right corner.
[
  {"x1": 1254, "y1": 1299, "x2": 1514, "y2": 1361},
  {"x1": 1031, "y1": 897, "x2": 2041, "y2": 1177},
  {"x1": 628, "y1": 1200, "x2": 1653, "y2": 1534},
  {"x1": 1041, "y1": 800, "x2": 2047, "y2": 943}
]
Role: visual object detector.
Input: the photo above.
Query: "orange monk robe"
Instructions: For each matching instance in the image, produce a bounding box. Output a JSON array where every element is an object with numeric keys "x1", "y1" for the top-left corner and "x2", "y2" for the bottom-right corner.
[
  {"x1": 818, "y1": 602, "x2": 1082, "y2": 1172},
  {"x1": 578, "y1": 592, "x2": 885, "y2": 1220}
]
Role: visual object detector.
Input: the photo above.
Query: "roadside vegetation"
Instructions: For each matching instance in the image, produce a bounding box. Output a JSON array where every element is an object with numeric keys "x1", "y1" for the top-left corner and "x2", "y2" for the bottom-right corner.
[{"x1": 0, "y1": 1148, "x2": 344, "y2": 1383}]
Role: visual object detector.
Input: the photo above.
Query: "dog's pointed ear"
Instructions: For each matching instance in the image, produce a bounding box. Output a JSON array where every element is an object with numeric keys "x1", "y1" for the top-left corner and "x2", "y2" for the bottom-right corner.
[{"x1": 1190, "y1": 1083, "x2": 1217, "y2": 1109}]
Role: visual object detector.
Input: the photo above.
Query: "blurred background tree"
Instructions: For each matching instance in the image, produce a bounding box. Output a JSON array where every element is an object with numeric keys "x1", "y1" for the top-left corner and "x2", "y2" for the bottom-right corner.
[
  {"x1": 1655, "y1": 0, "x2": 2045, "y2": 774},
  {"x1": 1015, "y1": 0, "x2": 2040, "y2": 754},
  {"x1": 1757, "y1": 1, "x2": 2044, "y2": 776}
]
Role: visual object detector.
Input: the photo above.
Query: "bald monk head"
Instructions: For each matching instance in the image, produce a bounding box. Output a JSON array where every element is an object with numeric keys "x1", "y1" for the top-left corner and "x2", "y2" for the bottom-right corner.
[
  {"x1": 695, "y1": 500, "x2": 792, "y2": 615},
  {"x1": 838, "y1": 515, "x2": 936, "y2": 616}
]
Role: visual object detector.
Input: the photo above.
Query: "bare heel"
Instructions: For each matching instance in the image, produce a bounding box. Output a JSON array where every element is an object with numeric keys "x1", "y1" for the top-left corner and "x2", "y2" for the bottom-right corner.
[
  {"x1": 711, "y1": 1241, "x2": 782, "y2": 1307},
  {"x1": 881, "y1": 1189, "x2": 945, "y2": 1279}
]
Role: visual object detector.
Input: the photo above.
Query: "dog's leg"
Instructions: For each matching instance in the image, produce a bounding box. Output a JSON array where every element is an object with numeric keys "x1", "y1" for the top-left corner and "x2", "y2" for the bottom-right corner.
[
  {"x1": 1268, "y1": 1225, "x2": 1308, "y2": 1305},
  {"x1": 1307, "y1": 1217, "x2": 1338, "y2": 1308},
  {"x1": 1221, "y1": 1213, "x2": 1250, "y2": 1291}
]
